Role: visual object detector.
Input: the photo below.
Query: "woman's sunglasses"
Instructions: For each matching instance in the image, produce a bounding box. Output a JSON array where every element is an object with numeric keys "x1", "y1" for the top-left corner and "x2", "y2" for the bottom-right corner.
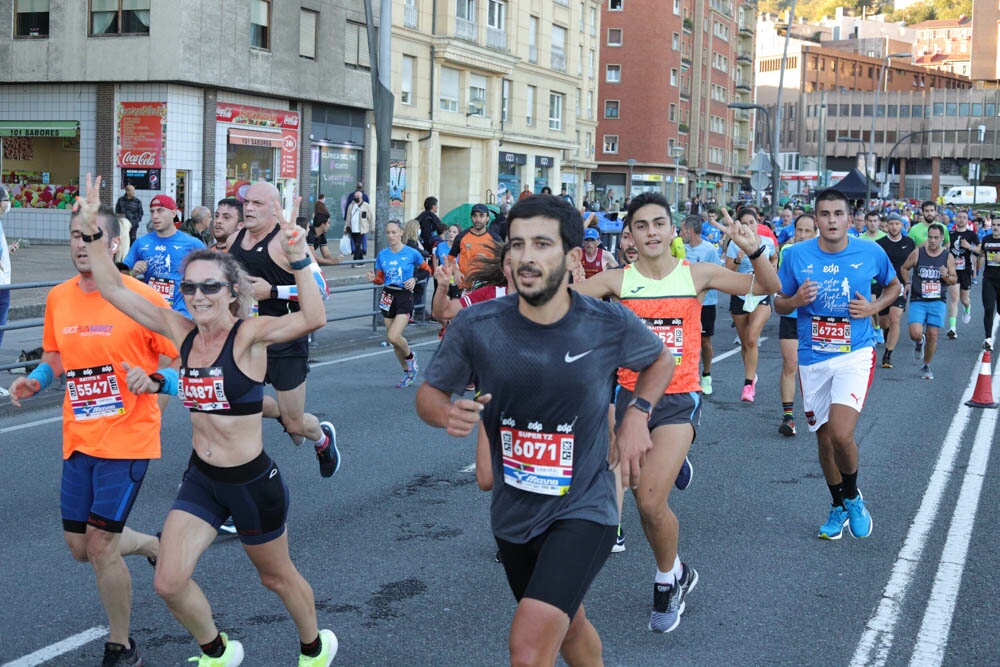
[{"x1": 179, "y1": 280, "x2": 230, "y2": 296}]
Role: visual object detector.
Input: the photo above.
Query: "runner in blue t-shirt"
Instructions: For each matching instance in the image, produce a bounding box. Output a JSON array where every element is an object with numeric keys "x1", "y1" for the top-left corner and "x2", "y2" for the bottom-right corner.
[
  {"x1": 774, "y1": 189, "x2": 900, "y2": 542},
  {"x1": 680, "y1": 215, "x2": 722, "y2": 395},
  {"x1": 123, "y1": 194, "x2": 206, "y2": 316},
  {"x1": 367, "y1": 220, "x2": 431, "y2": 388}
]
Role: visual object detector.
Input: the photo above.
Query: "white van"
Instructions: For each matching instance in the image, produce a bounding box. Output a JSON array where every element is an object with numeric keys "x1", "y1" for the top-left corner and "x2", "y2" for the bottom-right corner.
[{"x1": 942, "y1": 186, "x2": 997, "y2": 205}]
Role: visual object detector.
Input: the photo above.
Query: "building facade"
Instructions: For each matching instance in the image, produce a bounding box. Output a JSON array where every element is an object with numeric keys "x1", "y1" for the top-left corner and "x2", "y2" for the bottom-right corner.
[
  {"x1": 970, "y1": 0, "x2": 1000, "y2": 85},
  {"x1": 1, "y1": 0, "x2": 372, "y2": 241},
  {"x1": 593, "y1": 0, "x2": 756, "y2": 209},
  {"x1": 389, "y1": 0, "x2": 601, "y2": 219}
]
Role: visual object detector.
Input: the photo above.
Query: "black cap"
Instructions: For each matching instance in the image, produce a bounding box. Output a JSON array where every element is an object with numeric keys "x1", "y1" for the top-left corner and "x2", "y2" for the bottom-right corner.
[{"x1": 471, "y1": 203, "x2": 490, "y2": 215}]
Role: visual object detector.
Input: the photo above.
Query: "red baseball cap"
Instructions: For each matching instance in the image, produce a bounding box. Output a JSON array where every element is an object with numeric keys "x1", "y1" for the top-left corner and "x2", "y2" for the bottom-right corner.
[{"x1": 150, "y1": 194, "x2": 177, "y2": 210}]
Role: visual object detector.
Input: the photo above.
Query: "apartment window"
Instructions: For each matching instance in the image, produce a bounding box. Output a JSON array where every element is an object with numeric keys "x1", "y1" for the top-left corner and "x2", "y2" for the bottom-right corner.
[
  {"x1": 712, "y1": 52, "x2": 728, "y2": 73},
  {"x1": 609, "y1": 0, "x2": 623, "y2": 9},
  {"x1": 603, "y1": 135, "x2": 619, "y2": 154},
  {"x1": 401, "y1": 56, "x2": 415, "y2": 105},
  {"x1": 439, "y1": 67, "x2": 460, "y2": 112},
  {"x1": 552, "y1": 25, "x2": 567, "y2": 72},
  {"x1": 670, "y1": 69, "x2": 678, "y2": 86},
  {"x1": 468, "y1": 73, "x2": 488, "y2": 115},
  {"x1": 579, "y1": 2, "x2": 584, "y2": 30},
  {"x1": 549, "y1": 93, "x2": 564, "y2": 130},
  {"x1": 587, "y1": 90, "x2": 594, "y2": 119},
  {"x1": 713, "y1": 21, "x2": 729, "y2": 41},
  {"x1": 606, "y1": 64, "x2": 621, "y2": 83},
  {"x1": 299, "y1": 9, "x2": 317, "y2": 59},
  {"x1": 457, "y1": 0, "x2": 475, "y2": 21},
  {"x1": 502, "y1": 78, "x2": 511, "y2": 122},
  {"x1": 608, "y1": 28, "x2": 623, "y2": 46},
  {"x1": 669, "y1": 103, "x2": 677, "y2": 122},
  {"x1": 589, "y1": 49, "x2": 595, "y2": 77},
  {"x1": 528, "y1": 16, "x2": 538, "y2": 63},
  {"x1": 345, "y1": 21, "x2": 371, "y2": 68},
  {"x1": 248, "y1": 0, "x2": 269, "y2": 46},
  {"x1": 527, "y1": 85, "x2": 536, "y2": 125},
  {"x1": 404, "y1": 0, "x2": 417, "y2": 28},
  {"x1": 589, "y1": 7, "x2": 597, "y2": 34},
  {"x1": 578, "y1": 45, "x2": 583, "y2": 75},
  {"x1": 576, "y1": 88, "x2": 582, "y2": 117},
  {"x1": 91, "y1": 0, "x2": 150, "y2": 35},
  {"x1": 710, "y1": 115, "x2": 726, "y2": 133},
  {"x1": 15, "y1": 0, "x2": 50, "y2": 37},
  {"x1": 672, "y1": 33, "x2": 679, "y2": 50},
  {"x1": 673, "y1": 0, "x2": 680, "y2": 14},
  {"x1": 488, "y1": 0, "x2": 505, "y2": 29},
  {"x1": 605, "y1": 100, "x2": 620, "y2": 119}
]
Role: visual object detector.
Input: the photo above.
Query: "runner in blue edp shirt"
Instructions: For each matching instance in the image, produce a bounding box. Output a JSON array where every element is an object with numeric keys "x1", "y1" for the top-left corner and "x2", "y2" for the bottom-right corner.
[{"x1": 774, "y1": 189, "x2": 901, "y2": 543}]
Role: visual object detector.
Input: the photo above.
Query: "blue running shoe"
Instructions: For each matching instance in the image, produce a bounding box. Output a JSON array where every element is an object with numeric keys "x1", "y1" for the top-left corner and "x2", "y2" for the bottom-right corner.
[
  {"x1": 844, "y1": 492, "x2": 873, "y2": 538},
  {"x1": 818, "y1": 504, "x2": 848, "y2": 540},
  {"x1": 677, "y1": 562, "x2": 699, "y2": 599},
  {"x1": 674, "y1": 457, "x2": 693, "y2": 491}
]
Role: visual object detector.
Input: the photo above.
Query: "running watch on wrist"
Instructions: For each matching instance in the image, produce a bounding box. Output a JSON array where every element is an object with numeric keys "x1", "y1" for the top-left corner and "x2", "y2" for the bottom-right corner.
[
  {"x1": 148, "y1": 372, "x2": 167, "y2": 394},
  {"x1": 627, "y1": 396, "x2": 654, "y2": 417}
]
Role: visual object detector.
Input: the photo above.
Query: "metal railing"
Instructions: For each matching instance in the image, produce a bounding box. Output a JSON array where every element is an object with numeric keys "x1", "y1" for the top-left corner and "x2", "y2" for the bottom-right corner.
[
  {"x1": 404, "y1": 4, "x2": 418, "y2": 28},
  {"x1": 551, "y1": 49, "x2": 566, "y2": 72},
  {"x1": 455, "y1": 17, "x2": 477, "y2": 42},
  {"x1": 0, "y1": 259, "x2": 435, "y2": 374},
  {"x1": 486, "y1": 26, "x2": 507, "y2": 51}
]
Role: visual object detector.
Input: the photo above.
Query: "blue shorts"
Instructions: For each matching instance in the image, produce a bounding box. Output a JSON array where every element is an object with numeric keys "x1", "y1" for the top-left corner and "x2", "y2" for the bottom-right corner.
[
  {"x1": 908, "y1": 300, "x2": 946, "y2": 329},
  {"x1": 173, "y1": 451, "x2": 289, "y2": 546},
  {"x1": 61, "y1": 452, "x2": 150, "y2": 534}
]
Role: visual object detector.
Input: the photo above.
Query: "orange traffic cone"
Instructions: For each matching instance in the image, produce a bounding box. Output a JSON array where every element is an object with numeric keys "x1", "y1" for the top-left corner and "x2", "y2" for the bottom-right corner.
[{"x1": 966, "y1": 349, "x2": 998, "y2": 409}]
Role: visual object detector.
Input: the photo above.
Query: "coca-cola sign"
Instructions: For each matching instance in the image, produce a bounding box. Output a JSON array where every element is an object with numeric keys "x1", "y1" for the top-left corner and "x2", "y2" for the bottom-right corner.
[
  {"x1": 216, "y1": 103, "x2": 299, "y2": 130},
  {"x1": 117, "y1": 102, "x2": 165, "y2": 170},
  {"x1": 120, "y1": 151, "x2": 158, "y2": 167}
]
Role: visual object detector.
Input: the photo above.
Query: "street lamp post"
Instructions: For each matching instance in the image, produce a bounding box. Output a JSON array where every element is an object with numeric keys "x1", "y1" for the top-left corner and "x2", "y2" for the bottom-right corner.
[
  {"x1": 729, "y1": 102, "x2": 778, "y2": 218},
  {"x1": 626, "y1": 158, "x2": 637, "y2": 200},
  {"x1": 868, "y1": 50, "x2": 911, "y2": 213},
  {"x1": 837, "y1": 135, "x2": 870, "y2": 206},
  {"x1": 671, "y1": 146, "x2": 684, "y2": 215}
]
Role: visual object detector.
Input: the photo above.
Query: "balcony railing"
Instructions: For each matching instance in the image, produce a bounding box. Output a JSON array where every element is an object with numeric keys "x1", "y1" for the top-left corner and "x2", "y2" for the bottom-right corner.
[
  {"x1": 736, "y1": 80, "x2": 752, "y2": 92},
  {"x1": 456, "y1": 17, "x2": 477, "y2": 42},
  {"x1": 739, "y1": 19, "x2": 754, "y2": 35},
  {"x1": 737, "y1": 49, "x2": 752, "y2": 63},
  {"x1": 711, "y1": 0, "x2": 733, "y2": 17},
  {"x1": 735, "y1": 135, "x2": 749, "y2": 148},
  {"x1": 734, "y1": 109, "x2": 750, "y2": 121},
  {"x1": 404, "y1": 4, "x2": 417, "y2": 28},
  {"x1": 552, "y1": 49, "x2": 566, "y2": 72},
  {"x1": 486, "y1": 27, "x2": 507, "y2": 51}
]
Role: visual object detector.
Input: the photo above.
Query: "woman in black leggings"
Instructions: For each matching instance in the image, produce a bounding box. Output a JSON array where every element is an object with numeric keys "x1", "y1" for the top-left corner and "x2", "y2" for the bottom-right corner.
[{"x1": 981, "y1": 225, "x2": 1000, "y2": 350}]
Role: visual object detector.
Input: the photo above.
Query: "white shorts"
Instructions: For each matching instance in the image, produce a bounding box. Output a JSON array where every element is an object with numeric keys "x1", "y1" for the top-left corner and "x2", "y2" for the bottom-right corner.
[{"x1": 798, "y1": 347, "x2": 876, "y2": 432}]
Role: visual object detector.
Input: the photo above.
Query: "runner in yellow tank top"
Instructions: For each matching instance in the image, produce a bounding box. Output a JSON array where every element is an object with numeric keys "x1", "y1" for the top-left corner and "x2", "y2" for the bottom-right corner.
[{"x1": 573, "y1": 192, "x2": 781, "y2": 634}]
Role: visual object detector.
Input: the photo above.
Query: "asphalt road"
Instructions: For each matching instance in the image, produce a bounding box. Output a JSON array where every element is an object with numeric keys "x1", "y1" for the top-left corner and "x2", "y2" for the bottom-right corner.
[{"x1": 1, "y1": 301, "x2": 998, "y2": 666}]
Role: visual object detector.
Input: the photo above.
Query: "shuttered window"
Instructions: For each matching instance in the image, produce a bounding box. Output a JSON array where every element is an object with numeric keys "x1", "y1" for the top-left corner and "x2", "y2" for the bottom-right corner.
[
  {"x1": 299, "y1": 9, "x2": 317, "y2": 59},
  {"x1": 345, "y1": 21, "x2": 371, "y2": 68}
]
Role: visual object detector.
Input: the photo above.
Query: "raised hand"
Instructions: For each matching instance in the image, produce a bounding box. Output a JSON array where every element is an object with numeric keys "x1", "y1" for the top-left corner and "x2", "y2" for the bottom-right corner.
[
  {"x1": 275, "y1": 195, "x2": 306, "y2": 259},
  {"x1": 73, "y1": 173, "x2": 103, "y2": 235}
]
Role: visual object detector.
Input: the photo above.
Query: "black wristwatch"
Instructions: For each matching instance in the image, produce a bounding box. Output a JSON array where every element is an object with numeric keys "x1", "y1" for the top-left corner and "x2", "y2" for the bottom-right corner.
[
  {"x1": 748, "y1": 245, "x2": 767, "y2": 260},
  {"x1": 148, "y1": 372, "x2": 167, "y2": 394},
  {"x1": 627, "y1": 396, "x2": 654, "y2": 418}
]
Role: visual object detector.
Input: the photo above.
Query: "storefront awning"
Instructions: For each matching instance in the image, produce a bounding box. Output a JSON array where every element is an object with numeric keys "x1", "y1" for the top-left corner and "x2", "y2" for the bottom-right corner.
[
  {"x1": 227, "y1": 128, "x2": 283, "y2": 148},
  {"x1": 0, "y1": 121, "x2": 79, "y2": 137}
]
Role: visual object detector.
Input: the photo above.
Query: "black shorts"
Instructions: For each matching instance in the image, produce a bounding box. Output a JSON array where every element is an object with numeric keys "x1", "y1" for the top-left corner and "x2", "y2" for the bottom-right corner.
[
  {"x1": 779, "y1": 316, "x2": 798, "y2": 340},
  {"x1": 265, "y1": 354, "x2": 309, "y2": 391},
  {"x1": 729, "y1": 293, "x2": 772, "y2": 315},
  {"x1": 614, "y1": 387, "x2": 701, "y2": 438},
  {"x1": 700, "y1": 305, "x2": 717, "y2": 337},
  {"x1": 379, "y1": 287, "x2": 414, "y2": 319},
  {"x1": 956, "y1": 268, "x2": 973, "y2": 291},
  {"x1": 495, "y1": 519, "x2": 616, "y2": 618},
  {"x1": 173, "y1": 451, "x2": 289, "y2": 546},
  {"x1": 873, "y1": 284, "x2": 907, "y2": 316}
]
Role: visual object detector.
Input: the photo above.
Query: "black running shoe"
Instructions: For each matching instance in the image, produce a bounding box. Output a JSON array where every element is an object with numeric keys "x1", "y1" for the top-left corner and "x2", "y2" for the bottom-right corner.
[
  {"x1": 102, "y1": 638, "x2": 142, "y2": 666},
  {"x1": 315, "y1": 422, "x2": 341, "y2": 478}
]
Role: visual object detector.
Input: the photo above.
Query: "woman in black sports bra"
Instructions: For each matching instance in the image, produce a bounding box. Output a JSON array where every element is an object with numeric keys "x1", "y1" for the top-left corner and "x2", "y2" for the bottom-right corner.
[{"x1": 75, "y1": 175, "x2": 338, "y2": 666}]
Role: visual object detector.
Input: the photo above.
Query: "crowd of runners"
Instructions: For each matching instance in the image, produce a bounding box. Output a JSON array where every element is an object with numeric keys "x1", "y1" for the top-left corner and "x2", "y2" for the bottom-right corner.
[{"x1": 5, "y1": 173, "x2": 1000, "y2": 666}]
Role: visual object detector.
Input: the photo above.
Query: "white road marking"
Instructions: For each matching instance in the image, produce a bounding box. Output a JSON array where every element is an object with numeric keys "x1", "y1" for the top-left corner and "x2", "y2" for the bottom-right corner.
[
  {"x1": 2, "y1": 626, "x2": 107, "y2": 667},
  {"x1": 852, "y1": 319, "x2": 999, "y2": 666},
  {"x1": 0, "y1": 416, "x2": 61, "y2": 434},
  {"x1": 460, "y1": 464, "x2": 477, "y2": 473},
  {"x1": 909, "y1": 366, "x2": 999, "y2": 667},
  {"x1": 309, "y1": 339, "x2": 439, "y2": 369}
]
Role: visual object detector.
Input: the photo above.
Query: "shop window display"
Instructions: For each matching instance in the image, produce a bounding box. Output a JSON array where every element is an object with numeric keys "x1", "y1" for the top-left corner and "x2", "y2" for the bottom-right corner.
[{"x1": 1, "y1": 133, "x2": 80, "y2": 209}]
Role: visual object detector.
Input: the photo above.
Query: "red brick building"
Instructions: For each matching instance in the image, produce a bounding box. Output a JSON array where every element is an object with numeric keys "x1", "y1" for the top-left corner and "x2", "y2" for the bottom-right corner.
[{"x1": 593, "y1": 0, "x2": 756, "y2": 209}]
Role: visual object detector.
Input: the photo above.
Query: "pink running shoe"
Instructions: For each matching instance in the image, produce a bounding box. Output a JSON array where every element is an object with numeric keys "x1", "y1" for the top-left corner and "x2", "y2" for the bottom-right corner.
[{"x1": 740, "y1": 375, "x2": 757, "y2": 402}]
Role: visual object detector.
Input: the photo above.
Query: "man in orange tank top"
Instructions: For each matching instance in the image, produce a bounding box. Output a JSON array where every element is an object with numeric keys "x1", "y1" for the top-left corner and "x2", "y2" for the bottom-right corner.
[{"x1": 574, "y1": 192, "x2": 781, "y2": 634}]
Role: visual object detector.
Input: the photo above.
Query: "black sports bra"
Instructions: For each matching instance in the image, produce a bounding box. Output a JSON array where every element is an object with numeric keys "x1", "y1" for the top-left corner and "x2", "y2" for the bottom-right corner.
[{"x1": 179, "y1": 320, "x2": 264, "y2": 415}]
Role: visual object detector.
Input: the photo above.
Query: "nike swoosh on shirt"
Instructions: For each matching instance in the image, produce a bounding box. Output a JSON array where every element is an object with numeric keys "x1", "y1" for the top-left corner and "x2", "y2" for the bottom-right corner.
[{"x1": 564, "y1": 350, "x2": 594, "y2": 363}]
